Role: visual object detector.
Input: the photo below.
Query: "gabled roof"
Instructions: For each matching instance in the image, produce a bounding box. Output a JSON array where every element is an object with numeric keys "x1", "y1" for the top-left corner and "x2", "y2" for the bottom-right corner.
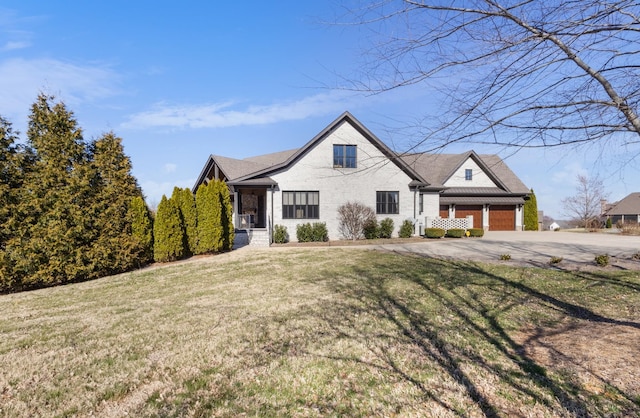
[
  {"x1": 604, "y1": 192, "x2": 640, "y2": 215},
  {"x1": 194, "y1": 111, "x2": 529, "y2": 196},
  {"x1": 399, "y1": 151, "x2": 529, "y2": 195},
  {"x1": 229, "y1": 111, "x2": 429, "y2": 186}
]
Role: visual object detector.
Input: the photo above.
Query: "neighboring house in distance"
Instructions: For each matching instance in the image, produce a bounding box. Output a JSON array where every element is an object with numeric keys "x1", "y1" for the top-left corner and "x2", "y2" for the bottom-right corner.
[
  {"x1": 193, "y1": 112, "x2": 530, "y2": 245},
  {"x1": 602, "y1": 193, "x2": 640, "y2": 224}
]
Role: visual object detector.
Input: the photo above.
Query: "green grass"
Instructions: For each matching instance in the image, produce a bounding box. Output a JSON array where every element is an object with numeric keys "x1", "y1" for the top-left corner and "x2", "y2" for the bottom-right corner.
[{"x1": 0, "y1": 248, "x2": 639, "y2": 417}]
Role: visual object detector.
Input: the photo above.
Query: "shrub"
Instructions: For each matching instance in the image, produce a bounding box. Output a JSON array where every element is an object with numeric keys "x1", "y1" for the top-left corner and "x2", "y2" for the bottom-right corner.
[
  {"x1": 606, "y1": 217, "x2": 612, "y2": 229},
  {"x1": 632, "y1": 252, "x2": 640, "y2": 261},
  {"x1": 467, "y1": 228, "x2": 484, "y2": 237},
  {"x1": 594, "y1": 254, "x2": 610, "y2": 266},
  {"x1": 296, "y1": 223, "x2": 313, "y2": 243},
  {"x1": 337, "y1": 201, "x2": 376, "y2": 240},
  {"x1": 311, "y1": 222, "x2": 328, "y2": 242},
  {"x1": 154, "y1": 195, "x2": 185, "y2": 262},
  {"x1": 195, "y1": 181, "x2": 222, "y2": 254},
  {"x1": 129, "y1": 195, "x2": 154, "y2": 264},
  {"x1": 379, "y1": 218, "x2": 394, "y2": 239},
  {"x1": 363, "y1": 218, "x2": 379, "y2": 239},
  {"x1": 296, "y1": 223, "x2": 328, "y2": 242},
  {"x1": 500, "y1": 254, "x2": 511, "y2": 261},
  {"x1": 549, "y1": 256, "x2": 563, "y2": 265},
  {"x1": 273, "y1": 225, "x2": 288, "y2": 244},
  {"x1": 445, "y1": 228, "x2": 465, "y2": 238},
  {"x1": 425, "y1": 228, "x2": 445, "y2": 238},
  {"x1": 619, "y1": 222, "x2": 640, "y2": 236},
  {"x1": 523, "y1": 189, "x2": 538, "y2": 231},
  {"x1": 399, "y1": 220, "x2": 414, "y2": 238}
]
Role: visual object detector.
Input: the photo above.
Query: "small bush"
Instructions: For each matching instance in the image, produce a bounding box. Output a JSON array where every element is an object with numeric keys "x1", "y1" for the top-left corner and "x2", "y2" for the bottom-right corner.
[
  {"x1": 467, "y1": 228, "x2": 484, "y2": 237},
  {"x1": 296, "y1": 223, "x2": 313, "y2": 243},
  {"x1": 632, "y1": 252, "x2": 640, "y2": 261},
  {"x1": 445, "y1": 228, "x2": 465, "y2": 238},
  {"x1": 311, "y1": 222, "x2": 328, "y2": 242},
  {"x1": 425, "y1": 228, "x2": 445, "y2": 238},
  {"x1": 363, "y1": 218, "x2": 378, "y2": 239},
  {"x1": 549, "y1": 256, "x2": 563, "y2": 265},
  {"x1": 296, "y1": 223, "x2": 328, "y2": 242},
  {"x1": 273, "y1": 225, "x2": 288, "y2": 244},
  {"x1": 619, "y1": 222, "x2": 640, "y2": 236},
  {"x1": 594, "y1": 254, "x2": 610, "y2": 266},
  {"x1": 399, "y1": 220, "x2": 414, "y2": 238},
  {"x1": 500, "y1": 254, "x2": 511, "y2": 261},
  {"x1": 337, "y1": 201, "x2": 376, "y2": 240},
  {"x1": 379, "y1": 218, "x2": 394, "y2": 239},
  {"x1": 606, "y1": 217, "x2": 612, "y2": 229}
]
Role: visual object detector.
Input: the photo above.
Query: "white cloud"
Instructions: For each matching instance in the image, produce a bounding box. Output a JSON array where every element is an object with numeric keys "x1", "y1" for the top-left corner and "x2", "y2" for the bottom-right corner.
[
  {"x1": 551, "y1": 162, "x2": 586, "y2": 184},
  {"x1": 122, "y1": 91, "x2": 360, "y2": 130},
  {"x1": 164, "y1": 163, "x2": 177, "y2": 173},
  {"x1": 0, "y1": 57, "x2": 121, "y2": 125},
  {"x1": 2, "y1": 40, "x2": 30, "y2": 51}
]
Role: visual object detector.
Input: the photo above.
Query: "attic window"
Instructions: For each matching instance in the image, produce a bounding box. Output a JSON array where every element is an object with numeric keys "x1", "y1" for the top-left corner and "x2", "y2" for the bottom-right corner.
[
  {"x1": 465, "y1": 169, "x2": 473, "y2": 181},
  {"x1": 333, "y1": 145, "x2": 356, "y2": 168}
]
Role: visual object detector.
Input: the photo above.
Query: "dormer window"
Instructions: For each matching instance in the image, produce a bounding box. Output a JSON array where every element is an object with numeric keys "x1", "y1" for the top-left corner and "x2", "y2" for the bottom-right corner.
[
  {"x1": 465, "y1": 169, "x2": 473, "y2": 181},
  {"x1": 333, "y1": 144, "x2": 356, "y2": 168}
]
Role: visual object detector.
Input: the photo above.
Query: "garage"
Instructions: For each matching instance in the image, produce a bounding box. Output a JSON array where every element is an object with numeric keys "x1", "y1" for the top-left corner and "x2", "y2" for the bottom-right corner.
[
  {"x1": 439, "y1": 205, "x2": 449, "y2": 218},
  {"x1": 455, "y1": 205, "x2": 483, "y2": 229},
  {"x1": 489, "y1": 205, "x2": 516, "y2": 231}
]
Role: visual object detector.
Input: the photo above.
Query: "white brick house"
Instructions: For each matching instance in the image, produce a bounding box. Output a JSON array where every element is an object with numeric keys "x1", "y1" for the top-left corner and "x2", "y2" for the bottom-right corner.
[{"x1": 193, "y1": 112, "x2": 530, "y2": 245}]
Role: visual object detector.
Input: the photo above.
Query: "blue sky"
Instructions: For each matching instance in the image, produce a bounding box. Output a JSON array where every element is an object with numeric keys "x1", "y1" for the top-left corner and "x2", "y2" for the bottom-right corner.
[{"x1": 1, "y1": 1, "x2": 637, "y2": 218}]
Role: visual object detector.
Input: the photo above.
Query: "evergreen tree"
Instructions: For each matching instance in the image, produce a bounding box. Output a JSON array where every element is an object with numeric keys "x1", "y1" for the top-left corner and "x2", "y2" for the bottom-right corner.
[
  {"x1": 89, "y1": 132, "x2": 146, "y2": 274},
  {"x1": 153, "y1": 195, "x2": 185, "y2": 262},
  {"x1": 172, "y1": 187, "x2": 197, "y2": 256},
  {"x1": 195, "y1": 181, "x2": 222, "y2": 254},
  {"x1": 218, "y1": 181, "x2": 235, "y2": 251},
  {"x1": 15, "y1": 94, "x2": 95, "y2": 287},
  {"x1": 129, "y1": 195, "x2": 154, "y2": 264},
  {"x1": 0, "y1": 117, "x2": 31, "y2": 290},
  {"x1": 524, "y1": 189, "x2": 539, "y2": 231}
]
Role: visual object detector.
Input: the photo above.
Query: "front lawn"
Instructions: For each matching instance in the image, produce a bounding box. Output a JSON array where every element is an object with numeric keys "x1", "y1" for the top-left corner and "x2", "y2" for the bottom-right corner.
[{"x1": 1, "y1": 248, "x2": 638, "y2": 417}]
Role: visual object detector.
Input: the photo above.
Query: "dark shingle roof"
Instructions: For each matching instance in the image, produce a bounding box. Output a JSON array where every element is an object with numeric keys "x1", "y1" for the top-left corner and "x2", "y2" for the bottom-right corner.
[
  {"x1": 605, "y1": 192, "x2": 640, "y2": 215},
  {"x1": 399, "y1": 152, "x2": 529, "y2": 194},
  {"x1": 194, "y1": 113, "x2": 529, "y2": 197}
]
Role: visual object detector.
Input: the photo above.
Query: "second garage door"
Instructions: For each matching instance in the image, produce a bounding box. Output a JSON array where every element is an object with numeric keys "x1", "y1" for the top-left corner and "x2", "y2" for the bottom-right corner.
[
  {"x1": 489, "y1": 205, "x2": 516, "y2": 231},
  {"x1": 455, "y1": 205, "x2": 483, "y2": 229}
]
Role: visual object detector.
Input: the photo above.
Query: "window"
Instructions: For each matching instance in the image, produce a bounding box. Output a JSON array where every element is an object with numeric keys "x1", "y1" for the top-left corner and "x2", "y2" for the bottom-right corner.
[
  {"x1": 376, "y1": 191, "x2": 399, "y2": 214},
  {"x1": 419, "y1": 194, "x2": 424, "y2": 214},
  {"x1": 465, "y1": 169, "x2": 473, "y2": 181},
  {"x1": 333, "y1": 145, "x2": 356, "y2": 168},
  {"x1": 282, "y1": 191, "x2": 319, "y2": 219}
]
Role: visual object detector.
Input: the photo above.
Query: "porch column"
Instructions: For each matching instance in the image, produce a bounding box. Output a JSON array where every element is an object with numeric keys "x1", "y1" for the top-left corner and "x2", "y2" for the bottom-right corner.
[{"x1": 233, "y1": 191, "x2": 239, "y2": 229}]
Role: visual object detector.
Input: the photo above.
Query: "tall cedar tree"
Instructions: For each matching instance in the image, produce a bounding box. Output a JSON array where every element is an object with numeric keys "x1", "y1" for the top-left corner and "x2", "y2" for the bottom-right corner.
[
  {"x1": 0, "y1": 117, "x2": 32, "y2": 290},
  {"x1": 128, "y1": 195, "x2": 154, "y2": 264},
  {"x1": 195, "y1": 181, "x2": 222, "y2": 254},
  {"x1": 218, "y1": 181, "x2": 234, "y2": 251},
  {"x1": 14, "y1": 94, "x2": 95, "y2": 287},
  {"x1": 523, "y1": 189, "x2": 539, "y2": 231},
  {"x1": 172, "y1": 187, "x2": 197, "y2": 256},
  {"x1": 153, "y1": 195, "x2": 185, "y2": 262},
  {"x1": 89, "y1": 132, "x2": 146, "y2": 274}
]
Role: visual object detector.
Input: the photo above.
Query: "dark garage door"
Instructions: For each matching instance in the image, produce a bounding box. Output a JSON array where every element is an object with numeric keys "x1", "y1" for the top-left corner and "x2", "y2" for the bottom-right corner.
[
  {"x1": 455, "y1": 205, "x2": 483, "y2": 229},
  {"x1": 489, "y1": 205, "x2": 516, "y2": 231}
]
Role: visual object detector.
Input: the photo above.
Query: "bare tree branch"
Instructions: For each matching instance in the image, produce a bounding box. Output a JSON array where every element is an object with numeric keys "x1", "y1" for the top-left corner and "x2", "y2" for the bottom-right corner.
[{"x1": 338, "y1": 0, "x2": 640, "y2": 153}]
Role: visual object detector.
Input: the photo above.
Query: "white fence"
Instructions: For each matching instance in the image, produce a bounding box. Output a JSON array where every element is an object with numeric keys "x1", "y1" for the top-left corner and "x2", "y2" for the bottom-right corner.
[{"x1": 425, "y1": 216, "x2": 474, "y2": 230}]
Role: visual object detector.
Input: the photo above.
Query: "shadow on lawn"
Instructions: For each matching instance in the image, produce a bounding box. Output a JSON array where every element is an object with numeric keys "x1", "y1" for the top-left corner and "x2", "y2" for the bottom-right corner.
[{"x1": 314, "y1": 254, "x2": 640, "y2": 416}]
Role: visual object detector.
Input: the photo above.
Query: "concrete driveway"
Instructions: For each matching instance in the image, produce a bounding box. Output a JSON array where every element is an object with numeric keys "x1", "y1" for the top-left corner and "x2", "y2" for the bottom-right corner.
[{"x1": 373, "y1": 231, "x2": 640, "y2": 268}]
